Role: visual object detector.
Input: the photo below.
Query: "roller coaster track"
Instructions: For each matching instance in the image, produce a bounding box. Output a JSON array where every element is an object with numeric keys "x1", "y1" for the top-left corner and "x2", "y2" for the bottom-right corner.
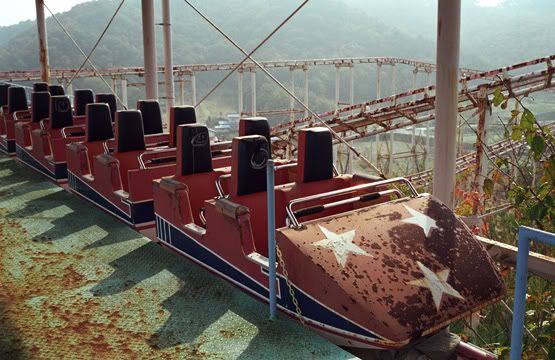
[
  {"x1": 0, "y1": 56, "x2": 483, "y2": 81},
  {"x1": 407, "y1": 122, "x2": 555, "y2": 187},
  {"x1": 271, "y1": 55, "x2": 555, "y2": 148}
]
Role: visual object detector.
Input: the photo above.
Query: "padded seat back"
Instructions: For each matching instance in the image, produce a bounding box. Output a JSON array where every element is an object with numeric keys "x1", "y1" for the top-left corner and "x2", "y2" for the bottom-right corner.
[
  {"x1": 230, "y1": 135, "x2": 269, "y2": 197},
  {"x1": 48, "y1": 85, "x2": 65, "y2": 96},
  {"x1": 115, "y1": 110, "x2": 146, "y2": 153},
  {"x1": 33, "y1": 82, "x2": 49, "y2": 92},
  {"x1": 239, "y1": 117, "x2": 271, "y2": 146},
  {"x1": 74, "y1": 89, "x2": 94, "y2": 116},
  {"x1": 297, "y1": 127, "x2": 334, "y2": 183},
  {"x1": 95, "y1": 94, "x2": 117, "y2": 122},
  {"x1": 170, "y1": 106, "x2": 196, "y2": 147},
  {"x1": 0, "y1": 84, "x2": 10, "y2": 108},
  {"x1": 49, "y1": 96, "x2": 73, "y2": 129},
  {"x1": 86, "y1": 103, "x2": 113, "y2": 142},
  {"x1": 177, "y1": 124, "x2": 212, "y2": 176},
  {"x1": 137, "y1": 100, "x2": 163, "y2": 135},
  {"x1": 8, "y1": 87, "x2": 28, "y2": 114},
  {"x1": 31, "y1": 92, "x2": 51, "y2": 123}
]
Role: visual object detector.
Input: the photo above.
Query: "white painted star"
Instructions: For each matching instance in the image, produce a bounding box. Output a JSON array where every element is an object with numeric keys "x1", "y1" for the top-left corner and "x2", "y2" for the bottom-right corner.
[
  {"x1": 401, "y1": 205, "x2": 439, "y2": 237},
  {"x1": 407, "y1": 261, "x2": 464, "y2": 311},
  {"x1": 312, "y1": 225, "x2": 372, "y2": 268}
]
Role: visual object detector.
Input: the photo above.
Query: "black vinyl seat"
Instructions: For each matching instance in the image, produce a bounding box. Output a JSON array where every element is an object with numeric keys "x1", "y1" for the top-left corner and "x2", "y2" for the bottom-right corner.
[
  {"x1": 239, "y1": 117, "x2": 271, "y2": 146},
  {"x1": 49, "y1": 96, "x2": 74, "y2": 129},
  {"x1": 48, "y1": 85, "x2": 65, "y2": 96},
  {"x1": 115, "y1": 110, "x2": 146, "y2": 152},
  {"x1": 33, "y1": 82, "x2": 49, "y2": 92},
  {"x1": 74, "y1": 89, "x2": 95, "y2": 116},
  {"x1": 178, "y1": 124, "x2": 212, "y2": 176},
  {"x1": 95, "y1": 94, "x2": 117, "y2": 122},
  {"x1": 170, "y1": 106, "x2": 196, "y2": 146},
  {"x1": 86, "y1": 103, "x2": 114, "y2": 142},
  {"x1": 0, "y1": 84, "x2": 9, "y2": 108},
  {"x1": 297, "y1": 127, "x2": 334, "y2": 183},
  {"x1": 31, "y1": 92, "x2": 51, "y2": 123},
  {"x1": 231, "y1": 135, "x2": 269, "y2": 197},
  {"x1": 8, "y1": 87, "x2": 28, "y2": 114},
  {"x1": 137, "y1": 100, "x2": 163, "y2": 135}
]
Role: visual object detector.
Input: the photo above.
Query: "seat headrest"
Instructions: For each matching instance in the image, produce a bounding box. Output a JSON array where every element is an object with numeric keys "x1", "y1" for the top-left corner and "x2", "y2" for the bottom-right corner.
[
  {"x1": 0, "y1": 84, "x2": 9, "y2": 107},
  {"x1": 33, "y1": 82, "x2": 49, "y2": 92},
  {"x1": 95, "y1": 93, "x2": 117, "y2": 122},
  {"x1": 170, "y1": 106, "x2": 196, "y2": 147},
  {"x1": 49, "y1": 96, "x2": 74, "y2": 129},
  {"x1": 137, "y1": 100, "x2": 163, "y2": 135},
  {"x1": 231, "y1": 135, "x2": 269, "y2": 197},
  {"x1": 115, "y1": 110, "x2": 146, "y2": 152},
  {"x1": 86, "y1": 103, "x2": 114, "y2": 142},
  {"x1": 31, "y1": 92, "x2": 51, "y2": 123},
  {"x1": 8, "y1": 87, "x2": 28, "y2": 113},
  {"x1": 48, "y1": 85, "x2": 65, "y2": 96},
  {"x1": 177, "y1": 124, "x2": 212, "y2": 176},
  {"x1": 298, "y1": 127, "x2": 333, "y2": 183},
  {"x1": 74, "y1": 89, "x2": 94, "y2": 116},
  {"x1": 239, "y1": 117, "x2": 271, "y2": 146}
]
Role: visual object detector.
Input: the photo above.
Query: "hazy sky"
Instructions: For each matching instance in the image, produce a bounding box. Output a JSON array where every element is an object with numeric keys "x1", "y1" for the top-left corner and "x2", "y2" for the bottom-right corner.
[
  {"x1": 0, "y1": 0, "x2": 89, "y2": 27},
  {"x1": 0, "y1": 0, "x2": 506, "y2": 27}
]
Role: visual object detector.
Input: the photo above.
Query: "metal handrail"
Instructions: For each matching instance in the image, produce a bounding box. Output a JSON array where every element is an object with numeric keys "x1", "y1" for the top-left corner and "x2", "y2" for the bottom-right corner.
[
  {"x1": 286, "y1": 177, "x2": 418, "y2": 228},
  {"x1": 138, "y1": 148, "x2": 176, "y2": 169},
  {"x1": 215, "y1": 162, "x2": 298, "y2": 198}
]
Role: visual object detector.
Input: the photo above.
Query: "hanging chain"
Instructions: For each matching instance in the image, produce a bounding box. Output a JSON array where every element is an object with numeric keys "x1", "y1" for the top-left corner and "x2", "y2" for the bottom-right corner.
[{"x1": 276, "y1": 244, "x2": 305, "y2": 325}]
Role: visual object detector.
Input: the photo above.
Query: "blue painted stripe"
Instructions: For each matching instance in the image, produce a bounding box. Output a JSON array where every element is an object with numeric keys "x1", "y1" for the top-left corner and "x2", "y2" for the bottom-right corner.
[
  {"x1": 16, "y1": 144, "x2": 58, "y2": 181},
  {"x1": 0, "y1": 138, "x2": 15, "y2": 154},
  {"x1": 155, "y1": 214, "x2": 380, "y2": 341},
  {"x1": 68, "y1": 171, "x2": 155, "y2": 227}
]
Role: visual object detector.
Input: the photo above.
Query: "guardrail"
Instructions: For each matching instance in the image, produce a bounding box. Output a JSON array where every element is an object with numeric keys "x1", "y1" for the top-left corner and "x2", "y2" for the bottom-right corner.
[{"x1": 510, "y1": 226, "x2": 555, "y2": 360}]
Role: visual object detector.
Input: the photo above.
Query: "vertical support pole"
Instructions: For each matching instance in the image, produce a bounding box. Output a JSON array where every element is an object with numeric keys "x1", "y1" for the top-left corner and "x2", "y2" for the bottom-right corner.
[
  {"x1": 35, "y1": 0, "x2": 50, "y2": 84},
  {"x1": 141, "y1": 0, "x2": 158, "y2": 100},
  {"x1": 161, "y1": 0, "x2": 174, "y2": 124},
  {"x1": 473, "y1": 87, "x2": 490, "y2": 214},
  {"x1": 411, "y1": 68, "x2": 417, "y2": 148},
  {"x1": 390, "y1": 63, "x2": 396, "y2": 96},
  {"x1": 289, "y1": 67, "x2": 295, "y2": 122},
  {"x1": 120, "y1": 78, "x2": 128, "y2": 109},
  {"x1": 347, "y1": 65, "x2": 354, "y2": 173},
  {"x1": 179, "y1": 75, "x2": 185, "y2": 105},
  {"x1": 111, "y1": 77, "x2": 117, "y2": 97},
  {"x1": 376, "y1": 63, "x2": 383, "y2": 165},
  {"x1": 238, "y1": 70, "x2": 243, "y2": 115},
  {"x1": 266, "y1": 159, "x2": 277, "y2": 320},
  {"x1": 389, "y1": 63, "x2": 396, "y2": 174},
  {"x1": 303, "y1": 67, "x2": 309, "y2": 118},
  {"x1": 335, "y1": 65, "x2": 340, "y2": 110},
  {"x1": 251, "y1": 70, "x2": 256, "y2": 116},
  {"x1": 510, "y1": 227, "x2": 531, "y2": 360},
  {"x1": 426, "y1": 70, "x2": 432, "y2": 162},
  {"x1": 191, "y1": 72, "x2": 197, "y2": 107},
  {"x1": 67, "y1": 80, "x2": 74, "y2": 100},
  {"x1": 433, "y1": 0, "x2": 461, "y2": 209},
  {"x1": 376, "y1": 63, "x2": 382, "y2": 99}
]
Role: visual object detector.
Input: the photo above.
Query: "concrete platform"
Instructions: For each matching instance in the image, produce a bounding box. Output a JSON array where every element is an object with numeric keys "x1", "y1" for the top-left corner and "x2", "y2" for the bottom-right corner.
[{"x1": 0, "y1": 155, "x2": 356, "y2": 359}]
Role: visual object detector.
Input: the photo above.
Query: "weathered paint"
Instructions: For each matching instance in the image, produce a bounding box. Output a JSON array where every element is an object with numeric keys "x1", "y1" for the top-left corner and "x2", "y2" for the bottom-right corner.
[{"x1": 0, "y1": 155, "x2": 355, "y2": 359}]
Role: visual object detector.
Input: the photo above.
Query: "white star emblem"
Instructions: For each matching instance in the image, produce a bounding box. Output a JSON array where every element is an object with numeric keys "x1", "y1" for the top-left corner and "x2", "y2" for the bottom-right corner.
[
  {"x1": 312, "y1": 225, "x2": 372, "y2": 268},
  {"x1": 407, "y1": 261, "x2": 464, "y2": 311},
  {"x1": 401, "y1": 205, "x2": 439, "y2": 237}
]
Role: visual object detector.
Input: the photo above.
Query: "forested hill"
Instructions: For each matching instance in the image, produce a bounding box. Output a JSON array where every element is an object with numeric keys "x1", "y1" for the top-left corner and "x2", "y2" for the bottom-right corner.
[
  {"x1": 0, "y1": 0, "x2": 516, "y2": 117},
  {"x1": 0, "y1": 0, "x2": 480, "y2": 71}
]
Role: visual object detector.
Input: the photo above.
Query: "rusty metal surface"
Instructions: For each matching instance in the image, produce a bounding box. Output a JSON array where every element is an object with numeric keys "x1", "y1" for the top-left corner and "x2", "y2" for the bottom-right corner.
[
  {"x1": 0, "y1": 155, "x2": 356, "y2": 359},
  {"x1": 277, "y1": 195, "x2": 505, "y2": 345}
]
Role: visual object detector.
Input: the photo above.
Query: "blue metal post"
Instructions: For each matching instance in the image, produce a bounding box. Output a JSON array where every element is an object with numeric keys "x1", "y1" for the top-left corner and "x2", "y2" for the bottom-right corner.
[
  {"x1": 510, "y1": 226, "x2": 555, "y2": 360},
  {"x1": 266, "y1": 159, "x2": 277, "y2": 320}
]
